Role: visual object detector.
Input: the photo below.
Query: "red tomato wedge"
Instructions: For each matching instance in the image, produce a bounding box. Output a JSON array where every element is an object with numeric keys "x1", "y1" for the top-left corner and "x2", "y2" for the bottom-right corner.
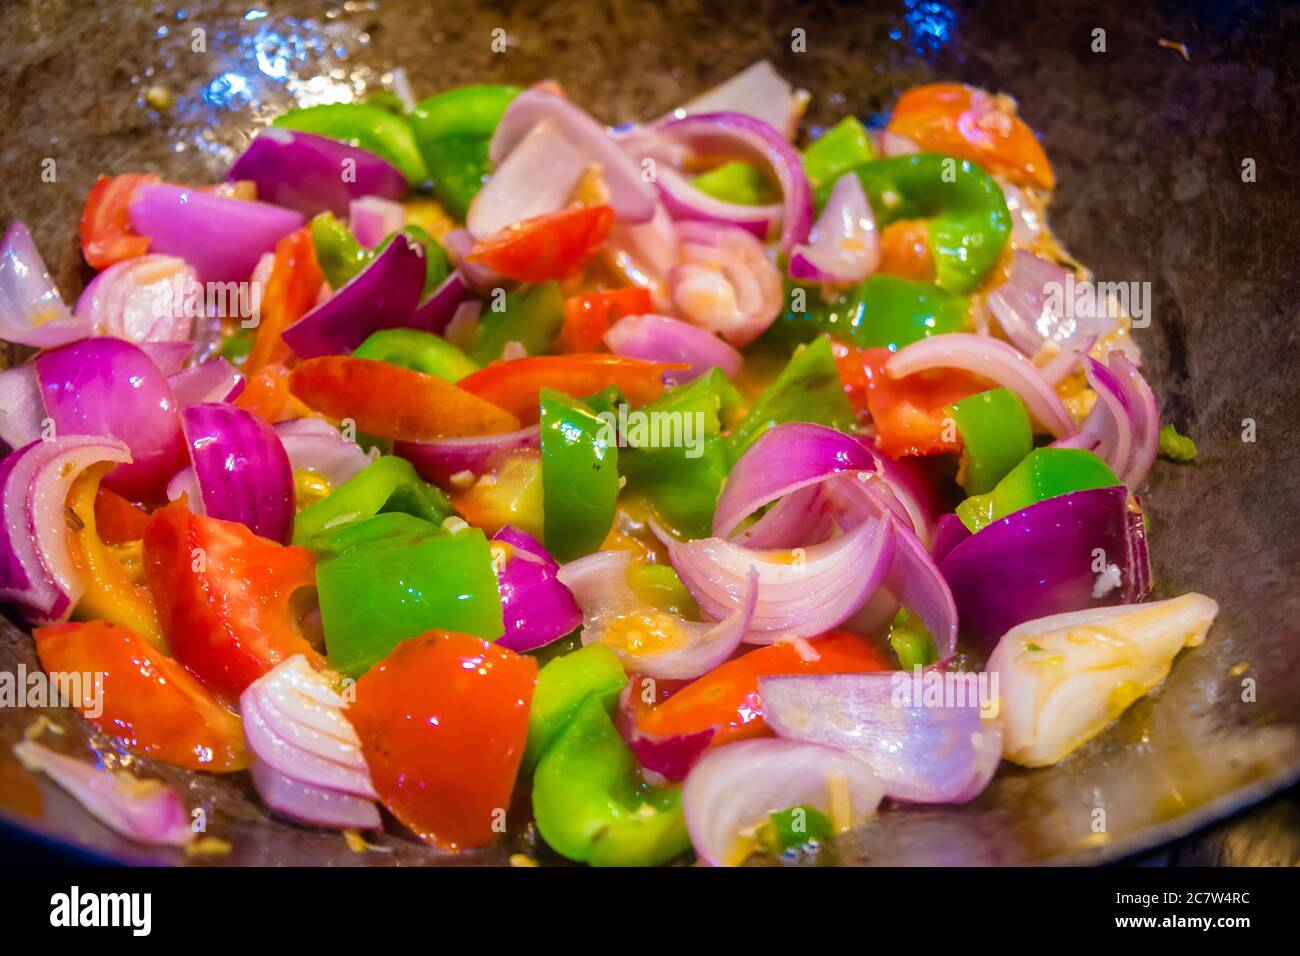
[
  {"x1": 457, "y1": 354, "x2": 683, "y2": 425},
  {"x1": 288, "y1": 355, "x2": 521, "y2": 440},
  {"x1": 561, "y1": 287, "x2": 653, "y2": 353},
  {"x1": 142, "y1": 502, "x2": 320, "y2": 704},
  {"x1": 34, "y1": 621, "x2": 248, "y2": 772},
  {"x1": 467, "y1": 205, "x2": 614, "y2": 283},
  {"x1": 637, "y1": 631, "x2": 891, "y2": 747},
  {"x1": 349, "y1": 631, "x2": 537, "y2": 851},
  {"x1": 80, "y1": 173, "x2": 158, "y2": 270},
  {"x1": 93, "y1": 486, "x2": 151, "y2": 544}
]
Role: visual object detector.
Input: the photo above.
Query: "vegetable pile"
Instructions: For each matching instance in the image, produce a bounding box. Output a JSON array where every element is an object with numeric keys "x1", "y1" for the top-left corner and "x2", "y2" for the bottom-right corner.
[{"x1": 1, "y1": 62, "x2": 1216, "y2": 866}]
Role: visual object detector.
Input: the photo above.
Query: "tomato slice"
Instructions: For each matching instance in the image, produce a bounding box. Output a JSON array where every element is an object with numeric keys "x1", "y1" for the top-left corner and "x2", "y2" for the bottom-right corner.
[
  {"x1": 142, "y1": 502, "x2": 320, "y2": 704},
  {"x1": 887, "y1": 82, "x2": 1055, "y2": 191},
  {"x1": 637, "y1": 631, "x2": 891, "y2": 746},
  {"x1": 467, "y1": 205, "x2": 614, "y2": 283},
  {"x1": 34, "y1": 621, "x2": 248, "y2": 771},
  {"x1": 245, "y1": 227, "x2": 323, "y2": 373},
  {"x1": 348, "y1": 631, "x2": 536, "y2": 851},
  {"x1": 561, "y1": 287, "x2": 653, "y2": 353},
  {"x1": 835, "y1": 344, "x2": 983, "y2": 459},
  {"x1": 80, "y1": 174, "x2": 158, "y2": 270},
  {"x1": 93, "y1": 486, "x2": 151, "y2": 544},
  {"x1": 877, "y1": 219, "x2": 936, "y2": 283},
  {"x1": 457, "y1": 354, "x2": 681, "y2": 425},
  {"x1": 289, "y1": 356, "x2": 521, "y2": 441}
]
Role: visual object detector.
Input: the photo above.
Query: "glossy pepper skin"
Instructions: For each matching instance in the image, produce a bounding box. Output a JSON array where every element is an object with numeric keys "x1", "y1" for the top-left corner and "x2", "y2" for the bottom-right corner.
[
  {"x1": 34, "y1": 621, "x2": 248, "y2": 772},
  {"x1": 691, "y1": 160, "x2": 776, "y2": 205},
  {"x1": 956, "y1": 447, "x2": 1122, "y2": 532},
  {"x1": 315, "y1": 513, "x2": 504, "y2": 677},
  {"x1": 469, "y1": 281, "x2": 565, "y2": 365},
  {"x1": 310, "y1": 213, "x2": 450, "y2": 297},
  {"x1": 273, "y1": 102, "x2": 429, "y2": 185},
  {"x1": 532, "y1": 694, "x2": 691, "y2": 867},
  {"x1": 800, "y1": 115, "x2": 876, "y2": 194},
  {"x1": 944, "y1": 387, "x2": 1034, "y2": 495},
  {"x1": 778, "y1": 274, "x2": 968, "y2": 353},
  {"x1": 410, "y1": 84, "x2": 521, "y2": 219},
  {"x1": 292, "y1": 454, "x2": 455, "y2": 547},
  {"x1": 825, "y1": 152, "x2": 1012, "y2": 294},
  {"x1": 524, "y1": 642, "x2": 627, "y2": 771},
  {"x1": 349, "y1": 630, "x2": 536, "y2": 851},
  {"x1": 539, "y1": 388, "x2": 620, "y2": 562},
  {"x1": 354, "y1": 328, "x2": 478, "y2": 381}
]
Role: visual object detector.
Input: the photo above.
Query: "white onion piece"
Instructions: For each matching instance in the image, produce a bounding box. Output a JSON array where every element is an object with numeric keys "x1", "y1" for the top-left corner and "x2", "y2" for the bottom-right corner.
[
  {"x1": 558, "y1": 549, "x2": 758, "y2": 680},
  {"x1": 996, "y1": 177, "x2": 1044, "y2": 245},
  {"x1": 13, "y1": 740, "x2": 192, "y2": 847},
  {"x1": 887, "y1": 333, "x2": 1075, "y2": 437},
  {"x1": 985, "y1": 249, "x2": 1115, "y2": 356},
  {"x1": 0, "y1": 363, "x2": 44, "y2": 450},
  {"x1": 670, "y1": 221, "x2": 783, "y2": 347},
  {"x1": 759, "y1": 673, "x2": 1003, "y2": 804},
  {"x1": 0, "y1": 221, "x2": 89, "y2": 348},
  {"x1": 672, "y1": 60, "x2": 808, "y2": 140},
  {"x1": 988, "y1": 594, "x2": 1218, "y2": 768},
  {"x1": 603, "y1": 203, "x2": 680, "y2": 310},
  {"x1": 788, "y1": 173, "x2": 879, "y2": 285},
  {"x1": 469, "y1": 119, "x2": 588, "y2": 238},
  {"x1": 348, "y1": 195, "x2": 406, "y2": 248},
  {"x1": 667, "y1": 514, "x2": 895, "y2": 641},
  {"x1": 875, "y1": 130, "x2": 920, "y2": 157},
  {"x1": 683, "y1": 738, "x2": 884, "y2": 866},
  {"x1": 75, "y1": 254, "x2": 200, "y2": 344},
  {"x1": 274, "y1": 418, "x2": 378, "y2": 489}
]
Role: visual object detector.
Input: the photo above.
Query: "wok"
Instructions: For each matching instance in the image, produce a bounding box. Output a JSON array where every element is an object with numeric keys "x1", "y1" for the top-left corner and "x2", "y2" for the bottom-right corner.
[{"x1": 1, "y1": 0, "x2": 1297, "y2": 865}]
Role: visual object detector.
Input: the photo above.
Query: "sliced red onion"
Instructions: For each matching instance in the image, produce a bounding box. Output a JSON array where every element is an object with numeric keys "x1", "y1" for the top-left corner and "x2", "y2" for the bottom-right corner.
[
  {"x1": 168, "y1": 358, "x2": 245, "y2": 407},
  {"x1": 788, "y1": 173, "x2": 879, "y2": 284},
  {"x1": 652, "y1": 112, "x2": 814, "y2": 253},
  {"x1": 348, "y1": 195, "x2": 406, "y2": 249},
  {"x1": 558, "y1": 549, "x2": 760, "y2": 680},
  {"x1": 35, "y1": 337, "x2": 186, "y2": 501},
  {"x1": 490, "y1": 90, "x2": 656, "y2": 224},
  {"x1": 469, "y1": 119, "x2": 588, "y2": 238},
  {"x1": 887, "y1": 333, "x2": 1075, "y2": 438},
  {"x1": 0, "y1": 435, "x2": 131, "y2": 624},
  {"x1": 672, "y1": 60, "x2": 808, "y2": 141},
  {"x1": 616, "y1": 681, "x2": 715, "y2": 781},
  {"x1": 682, "y1": 738, "x2": 884, "y2": 866},
  {"x1": 1063, "y1": 353, "x2": 1160, "y2": 491},
  {"x1": 394, "y1": 424, "x2": 540, "y2": 490},
  {"x1": 13, "y1": 740, "x2": 192, "y2": 847},
  {"x1": 138, "y1": 340, "x2": 195, "y2": 375},
  {"x1": 280, "y1": 232, "x2": 425, "y2": 358},
  {"x1": 0, "y1": 221, "x2": 89, "y2": 348},
  {"x1": 667, "y1": 513, "x2": 894, "y2": 641},
  {"x1": 0, "y1": 364, "x2": 43, "y2": 451},
  {"x1": 985, "y1": 249, "x2": 1116, "y2": 357},
  {"x1": 939, "y1": 485, "x2": 1151, "y2": 650},
  {"x1": 656, "y1": 167, "x2": 781, "y2": 239},
  {"x1": 274, "y1": 417, "x2": 377, "y2": 488},
  {"x1": 408, "y1": 270, "x2": 471, "y2": 336},
  {"x1": 760, "y1": 673, "x2": 1002, "y2": 804},
  {"x1": 1036, "y1": 332, "x2": 1097, "y2": 386},
  {"x1": 74, "y1": 254, "x2": 198, "y2": 345},
  {"x1": 492, "y1": 524, "x2": 582, "y2": 652},
  {"x1": 241, "y1": 655, "x2": 381, "y2": 829},
  {"x1": 228, "y1": 126, "x2": 406, "y2": 218},
  {"x1": 129, "y1": 184, "x2": 305, "y2": 284},
  {"x1": 602, "y1": 204, "x2": 680, "y2": 312},
  {"x1": 930, "y1": 512, "x2": 972, "y2": 563},
  {"x1": 181, "y1": 403, "x2": 294, "y2": 543},
  {"x1": 603, "y1": 313, "x2": 742, "y2": 383},
  {"x1": 671, "y1": 221, "x2": 783, "y2": 347}
]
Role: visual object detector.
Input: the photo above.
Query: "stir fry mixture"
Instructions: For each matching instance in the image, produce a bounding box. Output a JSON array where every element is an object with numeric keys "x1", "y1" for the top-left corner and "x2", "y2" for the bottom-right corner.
[{"x1": 0, "y1": 62, "x2": 1217, "y2": 865}]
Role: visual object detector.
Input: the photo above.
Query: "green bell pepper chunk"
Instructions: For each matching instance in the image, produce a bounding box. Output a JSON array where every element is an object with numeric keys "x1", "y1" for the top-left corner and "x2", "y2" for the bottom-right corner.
[
  {"x1": 755, "y1": 804, "x2": 836, "y2": 856},
  {"x1": 944, "y1": 388, "x2": 1034, "y2": 496},
  {"x1": 540, "y1": 388, "x2": 619, "y2": 562},
  {"x1": 273, "y1": 102, "x2": 428, "y2": 185},
  {"x1": 887, "y1": 608, "x2": 937, "y2": 670},
  {"x1": 218, "y1": 326, "x2": 255, "y2": 366},
  {"x1": 316, "y1": 513, "x2": 503, "y2": 677},
  {"x1": 801, "y1": 116, "x2": 876, "y2": 195},
  {"x1": 524, "y1": 643, "x2": 627, "y2": 771},
  {"x1": 779, "y1": 274, "x2": 968, "y2": 352},
  {"x1": 353, "y1": 328, "x2": 478, "y2": 381},
  {"x1": 293, "y1": 455, "x2": 455, "y2": 548},
  {"x1": 410, "y1": 85, "x2": 521, "y2": 220},
  {"x1": 532, "y1": 694, "x2": 691, "y2": 866},
  {"x1": 825, "y1": 152, "x2": 1012, "y2": 294},
  {"x1": 1158, "y1": 423, "x2": 1198, "y2": 462},
  {"x1": 618, "y1": 369, "x2": 741, "y2": 538},
  {"x1": 956, "y1": 447, "x2": 1122, "y2": 533},
  {"x1": 469, "y1": 282, "x2": 565, "y2": 364},
  {"x1": 309, "y1": 212, "x2": 371, "y2": 290},
  {"x1": 728, "y1": 336, "x2": 858, "y2": 459},
  {"x1": 692, "y1": 161, "x2": 776, "y2": 205}
]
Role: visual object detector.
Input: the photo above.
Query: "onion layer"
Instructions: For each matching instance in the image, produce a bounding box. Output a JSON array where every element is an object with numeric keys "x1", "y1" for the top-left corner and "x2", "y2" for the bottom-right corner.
[
  {"x1": 274, "y1": 418, "x2": 377, "y2": 489},
  {"x1": 492, "y1": 525, "x2": 583, "y2": 652},
  {"x1": 603, "y1": 313, "x2": 742, "y2": 383},
  {"x1": 788, "y1": 173, "x2": 879, "y2": 284},
  {"x1": 0, "y1": 221, "x2": 89, "y2": 348},
  {"x1": 670, "y1": 221, "x2": 783, "y2": 347}
]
